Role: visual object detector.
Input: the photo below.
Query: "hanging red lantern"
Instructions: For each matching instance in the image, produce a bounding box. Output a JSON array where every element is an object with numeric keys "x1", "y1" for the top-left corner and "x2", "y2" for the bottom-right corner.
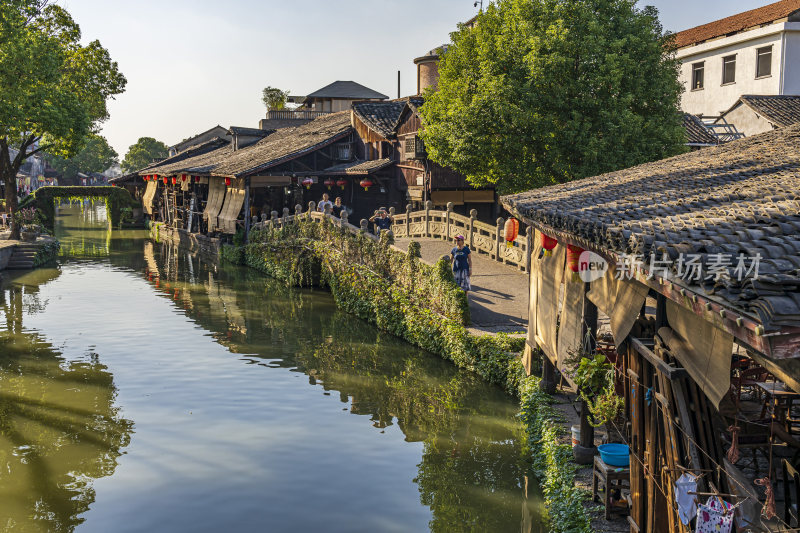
[
  {"x1": 194, "y1": 175, "x2": 200, "y2": 183},
  {"x1": 541, "y1": 233, "x2": 558, "y2": 256},
  {"x1": 225, "y1": 177, "x2": 232, "y2": 186},
  {"x1": 323, "y1": 178, "x2": 335, "y2": 189},
  {"x1": 336, "y1": 179, "x2": 347, "y2": 189},
  {"x1": 162, "y1": 176, "x2": 168, "y2": 184},
  {"x1": 359, "y1": 178, "x2": 374, "y2": 191},
  {"x1": 171, "y1": 176, "x2": 177, "y2": 185},
  {"x1": 504, "y1": 218, "x2": 519, "y2": 248},
  {"x1": 181, "y1": 174, "x2": 187, "y2": 182},
  {"x1": 301, "y1": 177, "x2": 314, "y2": 189},
  {"x1": 566, "y1": 244, "x2": 584, "y2": 282},
  {"x1": 111, "y1": 183, "x2": 116, "y2": 187}
]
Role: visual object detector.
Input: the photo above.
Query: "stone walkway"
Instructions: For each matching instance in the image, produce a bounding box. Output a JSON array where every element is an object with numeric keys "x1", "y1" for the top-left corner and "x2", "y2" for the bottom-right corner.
[{"x1": 394, "y1": 237, "x2": 529, "y2": 335}]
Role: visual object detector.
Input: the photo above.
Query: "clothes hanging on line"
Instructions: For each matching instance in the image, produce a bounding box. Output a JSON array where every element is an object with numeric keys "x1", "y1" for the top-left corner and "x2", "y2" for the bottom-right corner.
[
  {"x1": 675, "y1": 473, "x2": 698, "y2": 525},
  {"x1": 695, "y1": 496, "x2": 734, "y2": 533}
]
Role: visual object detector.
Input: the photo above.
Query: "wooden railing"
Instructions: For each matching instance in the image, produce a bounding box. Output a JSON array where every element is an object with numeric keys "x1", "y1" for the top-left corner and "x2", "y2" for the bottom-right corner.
[
  {"x1": 250, "y1": 200, "x2": 534, "y2": 273},
  {"x1": 265, "y1": 110, "x2": 330, "y2": 121},
  {"x1": 391, "y1": 201, "x2": 534, "y2": 273}
]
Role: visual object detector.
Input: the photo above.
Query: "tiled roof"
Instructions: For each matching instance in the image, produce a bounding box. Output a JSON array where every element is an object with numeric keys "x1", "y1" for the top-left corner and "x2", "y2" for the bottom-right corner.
[
  {"x1": 306, "y1": 81, "x2": 389, "y2": 100},
  {"x1": 683, "y1": 113, "x2": 718, "y2": 146},
  {"x1": 323, "y1": 158, "x2": 393, "y2": 175},
  {"x1": 739, "y1": 95, "x2": 800, "y2": 128},
  {"x1": 141, "y1": 112, "x2": 353, "y2": 178},
  {"x1": 352, "y1": 97, "x2": 424, "y2": 139},
  {"x1": 673, "y1": 0, "x2": 800, "y2": 49},
  {"x1": 170, "y1": 125, "x2": 229, "y2": 152},
  {"x1": 139, "y1": 137, "x2": 231, "y2": 173},
  {"x1": 502, "y1": 124, "x2": 800, "y2": 329}
]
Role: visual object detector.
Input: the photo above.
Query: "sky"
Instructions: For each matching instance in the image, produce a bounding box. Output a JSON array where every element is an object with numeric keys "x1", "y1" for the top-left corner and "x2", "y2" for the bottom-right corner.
[{"x1": 59, "y1": 0, "x2": 767, "y2": 157}]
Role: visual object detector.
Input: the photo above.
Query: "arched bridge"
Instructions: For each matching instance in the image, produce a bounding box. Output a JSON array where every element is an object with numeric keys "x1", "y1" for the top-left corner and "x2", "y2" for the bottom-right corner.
[{"x1": 20, "y1": 186, "x2": 137, "y2": 230}]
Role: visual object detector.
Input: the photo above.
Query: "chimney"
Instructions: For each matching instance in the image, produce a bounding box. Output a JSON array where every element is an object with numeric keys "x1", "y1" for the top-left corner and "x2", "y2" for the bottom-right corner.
[{"x1": 413, "y1": 45, "x2": 447, "y2": 95}]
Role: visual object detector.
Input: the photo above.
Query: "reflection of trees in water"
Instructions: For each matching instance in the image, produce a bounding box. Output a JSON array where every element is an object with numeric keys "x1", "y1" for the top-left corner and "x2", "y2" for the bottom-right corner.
[
  {"x1": 0, "y1": 282, "x2": 133, "y2": 532},
  {"x1": 138, "y1": 240, "x2": 540, "y2": 531}
]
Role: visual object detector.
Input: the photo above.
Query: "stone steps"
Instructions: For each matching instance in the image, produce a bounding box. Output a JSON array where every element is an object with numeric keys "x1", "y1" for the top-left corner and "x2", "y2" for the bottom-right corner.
[{"x1": 6, "y1": 243, "x2": 40, "y2": 270}]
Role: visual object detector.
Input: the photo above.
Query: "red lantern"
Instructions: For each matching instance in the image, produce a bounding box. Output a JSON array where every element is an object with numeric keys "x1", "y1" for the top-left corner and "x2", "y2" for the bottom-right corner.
[
  {"x1": 225, "y1": 177, "x2": 232, "y2": 186},
  {"x1": 360, "y1": 178, "x2": 374, "y2": 191},
  {"x1": 541, "y1": 233, "x2": 558, "y2": 257},
  {"x1": 323, "y1": 178, "x2": 335, "y2": 189},
  {"x1": 336, "y1": 179, "x2": 347, "y2": 189},
  {"x1": 162, "y1": 176, "x2": 168, "y2": 184},
  {"x1": 181, "y1": 174, "x2": 187, "y2": 182},
  {"x1": 171, "y1": 176, "x2": 177, "y2": 185},
  {"x1": 194, "y1": 175, "x2": 200, "y2": 183},
  {"x1": 301, "y1": 177, "x2": 314, "y2": 189},
  {"x1": 111, "y1": 183, "x2": 116, "y2": 187},
  {"x1": 504, "y1": 218, "x2": 519, "y2": 248},
  {"x1": 566, "y1": 244, "x2": 584, "y2": 282}
]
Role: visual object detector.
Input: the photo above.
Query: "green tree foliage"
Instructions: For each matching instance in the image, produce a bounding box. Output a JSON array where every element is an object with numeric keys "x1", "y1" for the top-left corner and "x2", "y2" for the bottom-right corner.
[
  {"x1": 261, "y1": 86, "x2": 289, "y2": 111},
  {"x1": 419, "y1": 0, "x2": 686, "y2": 194},
  {"x1": 0, "y1": 0, "x2": 126, "y2": 238},
  {"x1": 46, "y1": 134, "x2": 118, "y2": 182},
  {"x1": 121, "y1": 136, "x2": 168, "y2": 173}
]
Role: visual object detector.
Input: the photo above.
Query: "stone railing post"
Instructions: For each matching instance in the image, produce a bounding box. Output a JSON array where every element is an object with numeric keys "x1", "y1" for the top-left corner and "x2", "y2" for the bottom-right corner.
[
  {"x1": 495, "y1": 217, "x2": 504, "y2": 261},
  {"x1": 425, "y1": 200, "x2": 432, "y2": 238},
  {"x1": 469, "y1": 209, "x2": 477, "y2": 250},
  {"x1": 271, "y1": 210, "x2": 279, "y2": 229},
  {"x1": 295, "y1": 204, "x2": 302, "y2": 217},
  {"x1": 525, "y1": 226, "x2": 534, "y2": 273},
  {"x1": 324, "y1": 204, "x2": 332, "y2": 216},
  {"x1": 307, "y1": 201, "x2": 316, "y2": 220},
  {"x1": 283, "y1": 207, "x2": 290, "y2": 223},
  {"x1": 341, "y1": 210, "x2": 349, "y2": 228},
  {"x1": 360, "y1": 219, "x2": 368, "y2": 234},
  {"x1": 445, "y1": 202, "x2": 453, "y2": 242},
  {"x1": 261, "y1": 213, "x2": 267, "y2": 223},
  {"x1": 406, "y1": 203, "x2": 412, "y2": 236}
]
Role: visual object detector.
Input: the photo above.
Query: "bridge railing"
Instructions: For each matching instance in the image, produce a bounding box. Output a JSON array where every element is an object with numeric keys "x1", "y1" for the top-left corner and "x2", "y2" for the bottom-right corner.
[
  {"x1": 392, "y1": 201, "x2": 534, "y2": 273},
  {"x1": 249, "y1": 200, "x2": 534, "y2": 273}
]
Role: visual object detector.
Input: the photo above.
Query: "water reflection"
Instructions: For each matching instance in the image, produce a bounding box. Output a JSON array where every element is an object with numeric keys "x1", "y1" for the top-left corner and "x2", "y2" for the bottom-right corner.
[
  {"x1": 0, "y1": 205, "x2": 543, "y2": 532},
  {"x1": 0, "y1": 273, "x2": 133, "y2": 532}
]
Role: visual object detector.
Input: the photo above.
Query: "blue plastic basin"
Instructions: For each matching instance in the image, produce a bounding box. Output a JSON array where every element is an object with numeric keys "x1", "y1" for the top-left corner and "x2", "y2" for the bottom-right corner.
[{"x1": 598, "y1": 443, "x2": 630, "y2": 467}]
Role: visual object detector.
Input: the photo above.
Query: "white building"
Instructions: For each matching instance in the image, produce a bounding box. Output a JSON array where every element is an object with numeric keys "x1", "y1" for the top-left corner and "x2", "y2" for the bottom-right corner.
[{"x1": 675, "y1": 0, "x2": 800, "y2": 118}]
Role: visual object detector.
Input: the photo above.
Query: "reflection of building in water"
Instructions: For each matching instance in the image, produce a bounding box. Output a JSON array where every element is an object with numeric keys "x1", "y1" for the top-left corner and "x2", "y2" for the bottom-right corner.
[{"x1": 0, "y1": 280, "x2": 133, "y2": 531}]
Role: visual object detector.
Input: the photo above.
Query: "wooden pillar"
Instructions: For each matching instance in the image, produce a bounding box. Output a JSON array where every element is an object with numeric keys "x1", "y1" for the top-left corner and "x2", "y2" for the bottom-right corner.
[
  {"x1": 244, "y1": 176, "x2": 251, "y2": 242},
  {"x1": 525, "y1": 226, "x2": 533, "y2": 273},
  {"x1": 540, "y1": 355, "x2": 557, "y2": 394},
  {"x1": 576, "y1": 286, "x2": 599, "y2": 461}
]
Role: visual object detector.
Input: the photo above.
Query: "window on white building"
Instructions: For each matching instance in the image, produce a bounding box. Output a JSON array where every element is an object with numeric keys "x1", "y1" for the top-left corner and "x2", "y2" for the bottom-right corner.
[
  {"x1": 756, "y1": 46, "x2": 772, "y2": 78},
  {"x1": 722, "y1": 55, "x2": 736, "y2": 84},
  {"x1": 692, "y1": 62, "x2": 704, "y2": 90}
]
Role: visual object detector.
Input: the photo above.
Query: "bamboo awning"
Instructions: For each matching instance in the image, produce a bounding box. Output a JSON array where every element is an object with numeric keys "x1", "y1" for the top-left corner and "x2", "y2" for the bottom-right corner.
[
  {"x1": 142, "y1": 181, "x2": 158, "y2": 215},
  {"x1": 217, "y1": 179, "x2": 245, "y2": 234},
  {"x1": 203, "y1": 178, "x2": 226, "y2": 232}
]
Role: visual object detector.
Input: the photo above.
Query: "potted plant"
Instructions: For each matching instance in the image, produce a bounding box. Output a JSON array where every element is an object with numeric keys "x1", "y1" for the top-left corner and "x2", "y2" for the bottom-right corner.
[{"x1": 16, "y1": 208, "x2": 39, "y2": 241}]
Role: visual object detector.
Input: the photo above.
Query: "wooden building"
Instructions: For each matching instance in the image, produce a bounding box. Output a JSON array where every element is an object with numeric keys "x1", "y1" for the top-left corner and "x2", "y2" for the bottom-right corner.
[
  {"x1": 133, "y1": 112, "x2": 410, "y2": 240},
  {"x1": 503, "y1": 123, "x2": 800, "y2": 532},
  {"x1": 351, "y1": 97, "x2": 497, "y2": 220}
]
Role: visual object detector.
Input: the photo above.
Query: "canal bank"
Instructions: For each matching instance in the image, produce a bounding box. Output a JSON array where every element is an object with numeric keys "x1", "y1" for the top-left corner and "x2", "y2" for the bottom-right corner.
[
  {"x1": 156, "y1": 215, "x2": 600, "y2": 533},
  {"x1": 0, "y1": 203, "x2": 546, "y2": 532}
]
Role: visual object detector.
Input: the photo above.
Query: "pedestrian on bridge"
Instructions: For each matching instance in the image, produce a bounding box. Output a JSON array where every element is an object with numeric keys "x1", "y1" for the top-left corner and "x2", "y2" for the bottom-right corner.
[
  {"x1": 369, "y1": 207, "x2": 393, "y2": 234},
  {"x1": 450, "y1": 235, "x2": 472, "y2": 292}
]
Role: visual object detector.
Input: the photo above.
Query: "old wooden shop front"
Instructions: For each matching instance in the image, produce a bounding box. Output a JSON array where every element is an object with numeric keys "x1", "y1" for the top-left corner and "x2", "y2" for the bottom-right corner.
[{"x1": 504, "y1": 124, "x2": 800, "y2": 532}]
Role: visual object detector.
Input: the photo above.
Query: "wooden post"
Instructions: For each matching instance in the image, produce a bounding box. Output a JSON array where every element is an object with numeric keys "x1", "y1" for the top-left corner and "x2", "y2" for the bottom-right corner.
[
  {"x1": 469, "y1": 209, "x2": 477, "y2": 250},
  {"x1": 525, "y1": 226, "x2": 534, "y2": 273},
  {"x1": 495, "y1": 217, "x2": 504, "y2": 261},
  {"x1": 446, "y1": 202, "x2": 453, "y2": 242},
  {"x1": 540, "y1": 356, "x2": 557, "y2": 394},
  {"x1": 406, "y1": 203, "x2": 412, "y2": 237},
  {"x1": 425, "y1": 200, "x2": 432, "y2": 237},
  {"x1": 244, "y1": 176, "x2": 251, "y2": 242},
  {"x1": 575, "y1": 288, "x2": 599, "y2": 463}
]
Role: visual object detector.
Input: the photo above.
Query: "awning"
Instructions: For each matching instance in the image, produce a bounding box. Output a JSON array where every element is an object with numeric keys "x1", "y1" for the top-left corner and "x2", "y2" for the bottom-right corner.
[
  {"x1": 217, "y1": 179, "x2": 245, "y2": 234},
  {"x1": 142, "y1": 181, "x2": 158, "y2": 215},
  {"x1": 204, "y1": 177, "x2": 226, "y2": 232}
]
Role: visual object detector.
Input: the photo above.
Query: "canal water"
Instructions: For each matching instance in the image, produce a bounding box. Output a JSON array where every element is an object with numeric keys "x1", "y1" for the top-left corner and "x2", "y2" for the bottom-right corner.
[{"x1": 0, "y1": 204, "x2": 544, "y2": 532}]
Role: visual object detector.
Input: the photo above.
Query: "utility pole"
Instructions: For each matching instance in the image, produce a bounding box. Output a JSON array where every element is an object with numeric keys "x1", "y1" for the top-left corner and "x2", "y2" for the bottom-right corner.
[{"x1": 473, "y1": 0, "x2": 483, "y2": 11}]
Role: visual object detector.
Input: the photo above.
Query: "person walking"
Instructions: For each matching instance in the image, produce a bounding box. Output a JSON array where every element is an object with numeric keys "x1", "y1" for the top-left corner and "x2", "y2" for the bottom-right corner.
[
  {"x1": 332, "y1": 197, "x2": 346, "y2": 218},
  {"x1": 450, "y1": 235, "x2": 472, "y2": 292},
  {"x1": 317, "y1": 193, "x2": 333, "y2": 213}
]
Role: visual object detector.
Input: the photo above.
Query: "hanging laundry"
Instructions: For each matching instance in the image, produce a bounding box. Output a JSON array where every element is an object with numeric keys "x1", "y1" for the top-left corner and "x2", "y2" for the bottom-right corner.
[
  {"x1": 674, "y1": 473, "x2": 698, "y2": 525},
  {"x1": 695, "y1": 496, "x2": 734, "y2": 533}
]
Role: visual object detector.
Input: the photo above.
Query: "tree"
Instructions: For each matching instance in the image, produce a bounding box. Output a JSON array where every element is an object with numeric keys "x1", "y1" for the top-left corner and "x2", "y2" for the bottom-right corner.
[
  {"x1": 0, "y1": 0, "x2": 126, "y2": 238},
  {"x1": 121, "y1": 137, "x2": 168, "y2": 173},
  {"x1": 46, "y1": 134, "x2": 118, "y2": 183},
  {"x1": 419, "y1": 0, "x2": 686, "y2": 195},
  {"x1": 261, "y1": 86, "x2": 289, "y2": 111}
]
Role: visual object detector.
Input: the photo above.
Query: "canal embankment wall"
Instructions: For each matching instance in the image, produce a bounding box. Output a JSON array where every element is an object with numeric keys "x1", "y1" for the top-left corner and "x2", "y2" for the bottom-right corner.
[{"x1": 148, "y1": 216, "x2": 597, "y2": 533}]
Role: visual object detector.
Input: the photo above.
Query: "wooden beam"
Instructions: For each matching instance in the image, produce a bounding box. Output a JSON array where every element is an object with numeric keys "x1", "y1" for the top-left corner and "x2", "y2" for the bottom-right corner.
[{"x1": 630, "y1": 337, "x2": 688, "y2": 380}]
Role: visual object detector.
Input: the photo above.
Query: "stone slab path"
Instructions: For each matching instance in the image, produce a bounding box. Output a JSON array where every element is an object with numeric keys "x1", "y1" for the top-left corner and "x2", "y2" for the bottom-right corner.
[{"x1": 394, "y1": 237, "x2": 529, "y2": 335}]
